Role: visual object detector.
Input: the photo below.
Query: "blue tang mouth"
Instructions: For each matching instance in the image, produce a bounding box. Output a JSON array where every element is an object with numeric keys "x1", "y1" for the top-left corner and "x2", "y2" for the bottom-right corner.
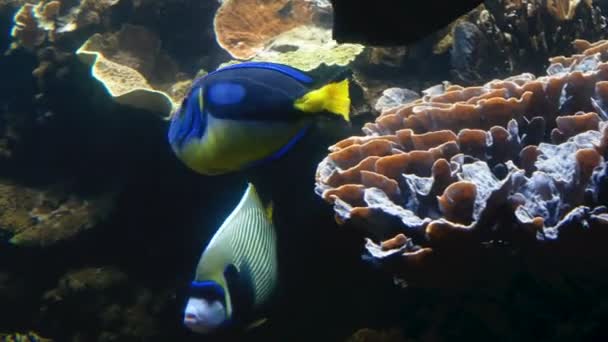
[{"x1": 168, "y1": 91, "x2": 206, "y2": 150}]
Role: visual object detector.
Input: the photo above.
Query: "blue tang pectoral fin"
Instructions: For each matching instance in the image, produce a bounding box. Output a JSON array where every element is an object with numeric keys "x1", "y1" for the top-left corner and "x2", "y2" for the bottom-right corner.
[
  {"x1": 191, "y1": 117, "x2": 309, "y2": 174},
  {"x1": 244, "y1": 124, "x2": 312, "y2": 169}
]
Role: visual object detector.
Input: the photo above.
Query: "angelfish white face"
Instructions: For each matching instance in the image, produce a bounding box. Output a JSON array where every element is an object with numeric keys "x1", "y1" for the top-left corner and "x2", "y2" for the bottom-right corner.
[{"x1": 183, "y1": 297, "x2": 227, "y2": 334}]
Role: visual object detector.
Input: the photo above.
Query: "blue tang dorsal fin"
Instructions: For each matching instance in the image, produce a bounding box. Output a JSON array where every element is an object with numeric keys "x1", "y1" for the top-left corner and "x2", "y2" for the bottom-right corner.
[{"x1": 210, "y1": 62, "x2": 314, "y2": 84}]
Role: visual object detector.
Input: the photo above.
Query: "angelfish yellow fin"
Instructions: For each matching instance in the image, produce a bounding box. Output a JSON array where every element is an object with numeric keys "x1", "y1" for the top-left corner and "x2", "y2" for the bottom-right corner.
[
  {"x1": 245, "y1": 317, "x2": 269, "y2": 331},
  {"x1": 266, "y1": 201, "x2": 274, "y2": 222},
  {"x1": 294, "y1": 79, "x2": 351, "y2": 122}
]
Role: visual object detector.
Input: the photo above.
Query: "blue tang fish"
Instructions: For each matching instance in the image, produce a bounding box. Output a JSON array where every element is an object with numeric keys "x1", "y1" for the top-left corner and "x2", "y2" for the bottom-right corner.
[
  {"x1": 167, "y1": 62, "x2": 351, "y2": 175},
  {"x1": 184, "y1": 182, "x2": 277, "y2": 333}
]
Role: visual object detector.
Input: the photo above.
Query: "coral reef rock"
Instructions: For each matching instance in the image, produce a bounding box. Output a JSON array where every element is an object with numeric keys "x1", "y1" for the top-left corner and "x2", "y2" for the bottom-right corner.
[
  {"x1": 346, "y1": 328, "x2": 407, "y2": 342},
  {"x1": 41, "y1": 267, "x2": 173, "y2": 342},
  {"x1": 0, "y1": 180, "x2": 115, "y2": 247},
  {"x1": 0, "y1": 331, "x2": 53, "y2": 342},
  {"x1": 315, "y1": 39, "x2": 608, "y2": 284},
  {"x1": 358, "y1": 0, "x2": 608, "y2": 88},
  {"x1": 250, "y1": 25, "x2": 365, "y2": 71},
  {"x1": 7, "y1": 0, "x2": 220, "y2": 119},
  {"x1": 450, "y1": 0, "x2": 608, "y2": 83},
  {"x1": 214, "y1": 0, "x2": 318, "y2": 60},
  {"x1": 214, "y1": 0, "x2": 363, "y2": 71}
]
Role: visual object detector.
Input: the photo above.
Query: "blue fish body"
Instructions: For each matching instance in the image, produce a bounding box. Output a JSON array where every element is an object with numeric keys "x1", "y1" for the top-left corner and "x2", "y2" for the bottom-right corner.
[{"x1": 168, "y1": 62, "x2": 349, "y2": 176}]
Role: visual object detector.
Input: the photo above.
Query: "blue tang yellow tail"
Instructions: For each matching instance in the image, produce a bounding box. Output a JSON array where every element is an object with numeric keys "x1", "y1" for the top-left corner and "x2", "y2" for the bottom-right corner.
[{"x1": 167, "y1": 62, "x2": 351, "y2": 175}]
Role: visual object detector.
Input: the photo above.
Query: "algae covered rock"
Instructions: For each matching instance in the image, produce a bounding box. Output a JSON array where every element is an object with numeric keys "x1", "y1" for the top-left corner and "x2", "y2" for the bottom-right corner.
[
  {"x1": 0, "y1": 180, "x2": 115, "y2": 247},
  {"x1": 213, "y1": 0, "x2": 318, "y2": 59},
  {"x1": 213, "y1": 0, "x2": 363, "y2": 72},
  {"x1": 0, "y1": 331, "x2": 53, "y2": 342},
  {"x1": 217, "y1": 26, "x2": 364, "y2": 74},
  {"x1": 41, "y1": 267, "x2": 173, "y2": 341},
  {"x1": 347, "y1": 328, "x2": 407, "y2": 342},
  {"x1": 43, "y1": 267, "x2": 129, "y2": 300},
  {"x1": 251, "y1": 25, "x2": 364, "y2": 71}
]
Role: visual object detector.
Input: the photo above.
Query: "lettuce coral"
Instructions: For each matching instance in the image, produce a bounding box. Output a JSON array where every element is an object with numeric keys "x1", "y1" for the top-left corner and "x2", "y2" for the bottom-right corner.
[
  {"x1": 76, "y1": 24, "x2": 189, "y2": 117},
  {"x1": 315, "y1": 39, "x2": 608, "y2": 284}
]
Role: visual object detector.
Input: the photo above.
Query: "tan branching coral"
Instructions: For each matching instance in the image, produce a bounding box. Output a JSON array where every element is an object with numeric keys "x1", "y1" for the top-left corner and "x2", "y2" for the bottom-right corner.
[
  {"x1": 213, "y1": 0, "x2": 317, "y2": 60},
  {"x1": 9, "y1": 0, "x2": 119, "y2": 51},
  {"x1": 34, "y1": 1, "x2": 59, "y2": 31},
  {"x1": 55, "y1": 0, "x2": 120, "y2": 34},
  {"x1": 10, "y1": 3, "x2": 46, "y2": 50},
  {"x1": 316, "y1": 39, "x2": 608, "y2": 283}
]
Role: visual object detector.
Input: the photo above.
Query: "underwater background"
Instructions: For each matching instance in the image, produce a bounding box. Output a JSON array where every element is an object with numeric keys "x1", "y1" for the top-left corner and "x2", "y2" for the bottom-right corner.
[{"x1": 2, "y1": 0, "x2": 608, "y2": 341}]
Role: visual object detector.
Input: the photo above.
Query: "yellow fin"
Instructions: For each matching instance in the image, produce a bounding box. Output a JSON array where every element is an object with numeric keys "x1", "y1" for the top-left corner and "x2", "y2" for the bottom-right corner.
[
  {"x1": 294, "y1": 79, "x2": 351, "y2": 122},
  {"x1": 266, "y1": 201, "x2": 274, "y2": 222},
  {"x1": 245, "y1": 318, "x2": 268, "y2": 331}
]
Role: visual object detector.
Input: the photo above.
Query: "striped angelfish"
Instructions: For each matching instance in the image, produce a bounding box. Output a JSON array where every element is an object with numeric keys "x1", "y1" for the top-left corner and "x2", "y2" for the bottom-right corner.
[{"x1": 183, "y1": 182, "x2": 278, "y2": 334}]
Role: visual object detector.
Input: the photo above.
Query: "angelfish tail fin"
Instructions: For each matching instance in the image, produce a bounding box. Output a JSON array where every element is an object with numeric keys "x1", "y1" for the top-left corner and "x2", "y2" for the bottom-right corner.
[{"x1": 266, "y1": 201, "x2": 274, "y2": 222}]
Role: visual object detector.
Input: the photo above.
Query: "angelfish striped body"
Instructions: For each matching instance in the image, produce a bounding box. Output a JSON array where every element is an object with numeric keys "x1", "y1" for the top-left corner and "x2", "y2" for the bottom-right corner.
[{"x1": 184, "y1": 182, "x2": 277, "y2": 333}]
